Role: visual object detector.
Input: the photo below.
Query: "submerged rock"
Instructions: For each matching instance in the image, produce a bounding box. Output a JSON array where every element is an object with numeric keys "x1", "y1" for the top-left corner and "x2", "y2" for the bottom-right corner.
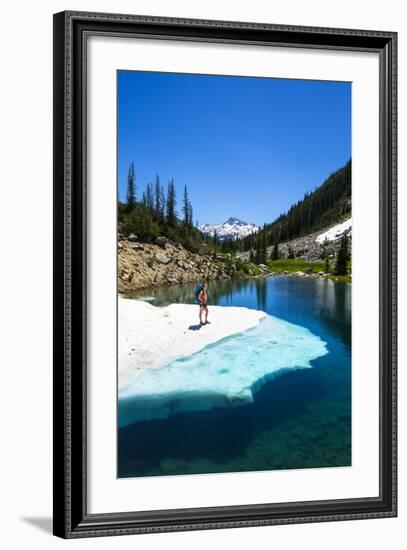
[
  {"x1": 160, "y1": 458, "x2": 188, "y2": 472},
  {"x1": 136, "y1": 296, "x2": 156, "y2": 302}
]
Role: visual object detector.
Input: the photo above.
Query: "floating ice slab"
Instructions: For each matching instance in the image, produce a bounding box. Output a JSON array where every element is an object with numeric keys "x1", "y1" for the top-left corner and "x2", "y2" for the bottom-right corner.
[
  {"x1": 118, "y1": 299, "x2": 328, "y2": 427},
  {"x1": 119, "y1": 298, "x2": 266, "y2": 392}
]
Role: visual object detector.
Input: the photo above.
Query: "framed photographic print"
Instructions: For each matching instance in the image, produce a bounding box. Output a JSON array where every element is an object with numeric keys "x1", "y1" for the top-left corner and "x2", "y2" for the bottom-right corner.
[{"x1": 53, "y1": 11, "x2": 397, "y2": 538}]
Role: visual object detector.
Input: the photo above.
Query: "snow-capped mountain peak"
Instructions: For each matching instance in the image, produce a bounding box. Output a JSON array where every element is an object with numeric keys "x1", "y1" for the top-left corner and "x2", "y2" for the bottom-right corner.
[
  {"x1": 224, "y1": 217, "x2": 249, "y2": 226},
  {"x1": 200, "y1": 217, "x2": 258, "y2": 240}
]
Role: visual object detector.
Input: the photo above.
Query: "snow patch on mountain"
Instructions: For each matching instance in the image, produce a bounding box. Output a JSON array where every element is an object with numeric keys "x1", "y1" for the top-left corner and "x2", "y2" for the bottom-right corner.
[
  {"x1": 200, "y1": 217, "x2": 258, "y2": 240},
  {"x1": 315, "y1": 218, "x2": 352, "y2": 244}
]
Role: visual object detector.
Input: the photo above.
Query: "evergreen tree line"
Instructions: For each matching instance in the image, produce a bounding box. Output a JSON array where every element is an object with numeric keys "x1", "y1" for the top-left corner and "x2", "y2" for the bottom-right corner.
[
  {"x1": 119, "y1": 162, "x2": 207, "y2": 252},
  {"x1": 120, "y1": 160, "x2": 351, "y2": 270}
]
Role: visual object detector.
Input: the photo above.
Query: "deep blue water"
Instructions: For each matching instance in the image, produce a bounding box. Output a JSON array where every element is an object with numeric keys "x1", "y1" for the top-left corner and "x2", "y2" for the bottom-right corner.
[{"x1": 118, "y1": 277, "x2": 351, "y2": 477}]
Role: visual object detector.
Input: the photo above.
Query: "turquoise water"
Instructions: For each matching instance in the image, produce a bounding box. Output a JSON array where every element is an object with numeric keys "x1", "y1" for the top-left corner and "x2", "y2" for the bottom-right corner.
[
  {"x1": 118, "y1": 315, "x2": 328, "y2": 426},
  {"x1": 118, "y1": 276, "x2": 351, "y2": 477}
]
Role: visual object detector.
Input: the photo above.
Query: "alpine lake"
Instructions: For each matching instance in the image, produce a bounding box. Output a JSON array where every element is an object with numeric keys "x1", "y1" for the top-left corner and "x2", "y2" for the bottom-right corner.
[{"x1": 118, "y1": 275, "x2": 351, "y2": 478}]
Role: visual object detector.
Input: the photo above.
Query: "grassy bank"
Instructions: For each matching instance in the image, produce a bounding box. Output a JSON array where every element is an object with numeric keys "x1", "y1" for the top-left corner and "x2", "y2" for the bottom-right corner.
[
  {"x1": 266, "y1": 258, "x2": 352, "y2": 283},
  {"x1": 268, "y1": 259, "x2": 325, "y2": 273}
]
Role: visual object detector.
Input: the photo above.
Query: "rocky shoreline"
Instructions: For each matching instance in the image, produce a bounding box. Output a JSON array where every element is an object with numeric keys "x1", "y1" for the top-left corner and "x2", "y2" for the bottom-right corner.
[
  {"x1": 118, "y1": 217, "x2": 352, "y2": 293},
  {"x1": 118, "y1": 235, "x2": 264, "y2": 294}
]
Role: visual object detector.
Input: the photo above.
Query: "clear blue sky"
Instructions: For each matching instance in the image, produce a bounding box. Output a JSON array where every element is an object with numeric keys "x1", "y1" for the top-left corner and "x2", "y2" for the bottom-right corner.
[{"x1": 118, "y1": 70, "x2": 351, "y2": 226}]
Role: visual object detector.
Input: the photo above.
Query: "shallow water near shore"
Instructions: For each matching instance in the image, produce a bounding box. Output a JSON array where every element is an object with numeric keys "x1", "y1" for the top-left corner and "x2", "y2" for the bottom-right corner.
[{"x1": 118, "y1": 276, "x2": 351, "y2": 477}]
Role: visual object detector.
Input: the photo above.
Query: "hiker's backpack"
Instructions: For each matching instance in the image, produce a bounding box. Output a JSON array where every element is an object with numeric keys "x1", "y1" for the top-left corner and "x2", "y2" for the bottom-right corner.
[{"x1": 195, "y1": 284, "x2": 204, "y2": 304}]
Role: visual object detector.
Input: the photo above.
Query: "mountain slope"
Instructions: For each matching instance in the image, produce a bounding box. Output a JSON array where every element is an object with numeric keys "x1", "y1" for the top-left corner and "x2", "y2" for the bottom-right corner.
[
  {"x1": 200, "y1": 217, "x2": 258, "y2": 240},
  {"x1": 240, "y1": 160, "x2": 351, "y2": 251}
]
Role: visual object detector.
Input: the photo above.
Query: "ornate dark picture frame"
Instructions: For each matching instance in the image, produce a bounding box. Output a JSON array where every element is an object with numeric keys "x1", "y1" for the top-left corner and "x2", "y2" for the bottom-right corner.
[{"x1": 53, "y1": 10, "x2": 397, "y2": 539}]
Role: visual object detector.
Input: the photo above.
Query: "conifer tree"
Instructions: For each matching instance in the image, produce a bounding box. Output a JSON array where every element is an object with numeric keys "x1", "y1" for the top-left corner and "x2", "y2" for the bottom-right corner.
[
  {"x1": 154, "y1": 174, "x2": 161, "y2": 218},
  {"x1": 146, "y1": 183, "x2": 154, "y2": 211},
  {"x1": 271, "y1": 241, "x2": 279, "y2": 261},
  {"x1": 182, "y1": 185, "x2": 193, "y2": 229},
  {"x1": 334, "y1": 234, "x2": 348, "y2": 275},
  {"x1": 166, "y1": 179, "x2": 177, "y2": 227},
  {"x1": 260, "y1": 233, "x2": 268, "y2": 264},
  {"x1": 160, "y1": 184, "x2": 166, "y2": 222},
  {"x1": 188, "y1": 201, "x2": 193, "y2": 229},
  {"x1": 324, "y1": 256, "x2": 330, "y2": 273},
  {"x1": 126, "y1": 162, "x2": 136, "y2": 207},
  {"x1": 254, "y1": 236, "x2": 262, "y2": 264}
]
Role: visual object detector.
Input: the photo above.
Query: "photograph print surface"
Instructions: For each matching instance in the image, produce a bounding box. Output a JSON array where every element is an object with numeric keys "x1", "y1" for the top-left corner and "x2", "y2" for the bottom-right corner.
[{"x1": 116, "y1": 70, "x2": 352, "y2": 478}]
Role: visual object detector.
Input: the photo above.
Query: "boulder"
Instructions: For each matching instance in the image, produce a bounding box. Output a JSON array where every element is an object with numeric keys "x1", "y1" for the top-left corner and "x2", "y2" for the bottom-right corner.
[
  {"x1": 130, "y1": 242, "x2": 143, "y2": 250},
  {"x1": 305, "y1": 267, "x2": 313, "y2": 275},
  {"x1": 128, "y1": 233, "x2": 138, "y2": 242},
  {"x1": 155, "y1": 236, "x2": 171, "y2": 248},
  {"x1": 155, "y1": 252, "x2": 170, "y2": 265},
  {"x1": 117, "y1": 222, "x2": 126, "y2": 236},
  {"x1": 198, "y1": 243, "x2": 209, "y2": 255}
]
